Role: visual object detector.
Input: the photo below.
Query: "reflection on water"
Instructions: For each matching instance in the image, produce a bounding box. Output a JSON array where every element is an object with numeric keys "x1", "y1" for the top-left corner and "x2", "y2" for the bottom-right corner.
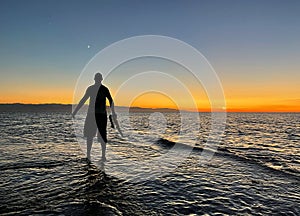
[{"x1": 0, "y1": 112, "x2": 299, "y2": 215}]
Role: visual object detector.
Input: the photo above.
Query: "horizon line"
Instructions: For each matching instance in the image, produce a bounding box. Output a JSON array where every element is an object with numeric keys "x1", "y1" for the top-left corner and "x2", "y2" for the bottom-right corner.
[{"x1": 0, "y1": 103, "x2": 299, "y2": 113}]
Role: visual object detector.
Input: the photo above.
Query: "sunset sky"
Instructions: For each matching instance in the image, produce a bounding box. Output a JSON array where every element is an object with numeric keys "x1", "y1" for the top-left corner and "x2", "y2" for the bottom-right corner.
[{"x1": 1, "y1": 0, "x2": 299, "y2": 112}]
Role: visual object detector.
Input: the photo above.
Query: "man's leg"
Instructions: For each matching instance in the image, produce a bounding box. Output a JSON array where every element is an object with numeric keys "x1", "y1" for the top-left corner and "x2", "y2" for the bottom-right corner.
[
  {"x1": 99, "y1": 121, "x2": 107, "y2": 161},
  {"x1": 84, "y1": 113, "x2": 96, "y2": 163},
  {"x1": 86, "y1": 136, "x2": 93, "y2": 161},
  {"x1": 96, "y1": 113, "x2": 108, "y2": 161},
  {"x1": 100, "y1": 139, "x2": 106, "y2": 161}
]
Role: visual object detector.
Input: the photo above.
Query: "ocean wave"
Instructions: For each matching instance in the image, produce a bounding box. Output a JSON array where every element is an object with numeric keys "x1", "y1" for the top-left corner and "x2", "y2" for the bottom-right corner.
[{"x1": 156, "y1": 138, "x2": 300, "y2": 179}]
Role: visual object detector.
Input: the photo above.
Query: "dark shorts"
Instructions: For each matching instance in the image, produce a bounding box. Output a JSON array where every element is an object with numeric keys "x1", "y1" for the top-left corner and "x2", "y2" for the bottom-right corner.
[{"x1": 84, "y1": 112, "x2": 107, "y2": 143}]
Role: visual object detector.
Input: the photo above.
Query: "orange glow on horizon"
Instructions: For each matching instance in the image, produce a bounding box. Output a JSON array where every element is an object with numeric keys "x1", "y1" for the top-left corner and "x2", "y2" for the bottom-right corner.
[
  {"x1": 1, "y1": 95, "x2": 299, "y2": 112},
  {"x1": 129, "y1": 92, "x2": 179, "y2": 110},
  {"x1": 1, "y1": 87, "x2": 299, "y2": 112},
  {"x1": 0, "y1": 89, "x2": 73, "y2": 104}
]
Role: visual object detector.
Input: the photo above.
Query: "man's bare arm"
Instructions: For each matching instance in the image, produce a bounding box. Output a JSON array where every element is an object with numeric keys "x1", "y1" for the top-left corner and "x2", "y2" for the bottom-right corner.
[
  {"x1": 107, "y1": 89, "x2": 116, "y2": 115},
  {"x1": 72, "y1": 90, "x2": 89, "y2": 118},
  {"x1": 107, "y1": 88, "x2": 123, "y2": 137}
]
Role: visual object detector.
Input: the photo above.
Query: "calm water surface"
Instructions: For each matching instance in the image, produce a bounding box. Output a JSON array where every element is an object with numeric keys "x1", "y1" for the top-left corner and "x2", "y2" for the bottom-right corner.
[{"x1": 0, "y1": 112, "x2": 299, "y2": 215}]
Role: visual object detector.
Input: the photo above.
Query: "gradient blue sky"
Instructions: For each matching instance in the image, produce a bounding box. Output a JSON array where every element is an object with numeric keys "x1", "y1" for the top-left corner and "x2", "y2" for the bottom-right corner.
[{"x1": 1, "y1": 0, "x2": 299, "y2": 110}]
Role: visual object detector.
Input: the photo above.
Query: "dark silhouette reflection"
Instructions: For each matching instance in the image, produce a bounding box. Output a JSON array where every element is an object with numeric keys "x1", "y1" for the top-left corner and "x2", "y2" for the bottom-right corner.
[{"x1": 72, "y1": 73, "x2": 117, "y2": 162}]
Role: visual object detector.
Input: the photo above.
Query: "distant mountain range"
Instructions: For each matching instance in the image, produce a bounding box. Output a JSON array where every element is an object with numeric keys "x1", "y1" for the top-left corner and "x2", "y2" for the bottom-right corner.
[{"x1": 0, "y1": 103, "x2": 180, "y2": 113}]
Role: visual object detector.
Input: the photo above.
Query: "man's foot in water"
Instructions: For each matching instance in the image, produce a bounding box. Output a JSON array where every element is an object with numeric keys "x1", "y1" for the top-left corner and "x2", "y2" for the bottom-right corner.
[
  {"x1": 101, "y1": 156, "x2": 107, "y2": 162},
  {"x1": 85, "y1": 157, "x2": 91, "y2": 164}
]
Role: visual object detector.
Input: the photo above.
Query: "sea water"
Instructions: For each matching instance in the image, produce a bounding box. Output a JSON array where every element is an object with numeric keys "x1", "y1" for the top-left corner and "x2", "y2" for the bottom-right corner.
[{"x1": 0, "y1": 112, "x2": 299, "y2": 215}]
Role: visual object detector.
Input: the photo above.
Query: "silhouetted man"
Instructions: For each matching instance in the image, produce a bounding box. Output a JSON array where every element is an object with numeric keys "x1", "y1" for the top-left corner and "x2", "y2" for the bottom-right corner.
[{"x1": 72, "y1": 73, "x2": 116, "y2": 162}]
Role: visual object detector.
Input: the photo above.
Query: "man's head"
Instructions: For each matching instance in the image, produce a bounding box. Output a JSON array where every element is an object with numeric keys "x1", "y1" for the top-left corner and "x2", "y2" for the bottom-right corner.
[{"x1": 94, "y1": 73, "x2": 103, "y2": 83}]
